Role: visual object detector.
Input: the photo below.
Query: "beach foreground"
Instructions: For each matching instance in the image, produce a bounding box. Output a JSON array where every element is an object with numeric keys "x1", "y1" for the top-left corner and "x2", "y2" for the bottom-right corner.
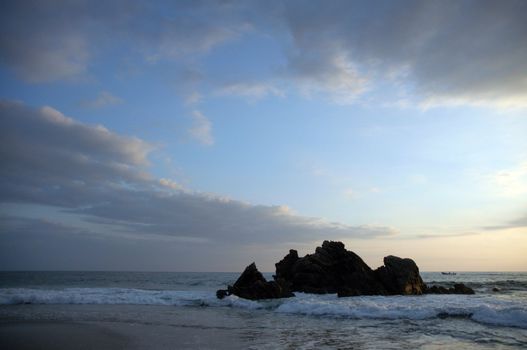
[
  {"x1": 2, "y1": 303, "x2": 527, "y2": 350},
  {"x1": 1, "y1": 305, "x2": 247, "y2": 350},
  {"x1": 1, "y1": 271, "x2": 526, "y2": 349}
]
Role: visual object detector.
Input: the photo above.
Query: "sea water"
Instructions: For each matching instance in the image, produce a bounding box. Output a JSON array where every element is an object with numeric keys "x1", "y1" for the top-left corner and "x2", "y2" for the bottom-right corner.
[{"x1": 1, "y1": 271, "x2": 526, "y2": 349}]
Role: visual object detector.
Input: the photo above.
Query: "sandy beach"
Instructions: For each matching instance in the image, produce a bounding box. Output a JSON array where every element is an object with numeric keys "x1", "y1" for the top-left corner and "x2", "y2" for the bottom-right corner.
[
  {"x1": 1, "y1": 322, "x2": 128, "y2": 350},
  {"x1": 0, "y1": 321, "x2": 247, "y2": 350},
  {"x1": 0, "y1": 305, "x2": 247, "y2": 350}
]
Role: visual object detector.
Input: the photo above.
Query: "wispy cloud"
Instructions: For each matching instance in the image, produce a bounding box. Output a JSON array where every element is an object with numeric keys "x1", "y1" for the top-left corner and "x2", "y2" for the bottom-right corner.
[
  {"x1": 184, "y1": 92, "x2": 202, "y2": 106},
  {"x1": 158, "y1": 178, "x2": 186, "y2": 191},
  {"x1": 483, "y1": 213, "x2": 527, "y2": 231},
  {"x1": 415, "y1": 232, "x2": 480, "y2": 239},
  {"x1": 188, "y1": 110, "x2": 214, "y2": 146},
  {"x1": 217, "y1": 81, "x2": 284, "y2": 100},
  {"x1": 142, "y1": 17, "x2": 251, "y2": 62},
  {"x1": 81, "y1": 91, "x2": 123, "y2": 108},
  {"x1": 286, "y1": 48, "x2": 369, "y2": 104}
]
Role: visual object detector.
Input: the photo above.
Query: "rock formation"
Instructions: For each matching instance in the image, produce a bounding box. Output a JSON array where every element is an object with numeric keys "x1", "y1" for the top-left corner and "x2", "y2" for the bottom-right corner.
[
  {"x1": 217, "y1": 240, "x2": 474, "y2": 300},
  {"x1": 275, "y1": 241, "x2": 386, "y2": 295},
  {"x1": 216, "y1": 262, "x2": 293, "y2": 300},
  {"x1": 425, "y1": 283, "x2": 475, "y2": 295},
  {"x1": 374, "y1": 255, "x2": 427, "y2": 295}
]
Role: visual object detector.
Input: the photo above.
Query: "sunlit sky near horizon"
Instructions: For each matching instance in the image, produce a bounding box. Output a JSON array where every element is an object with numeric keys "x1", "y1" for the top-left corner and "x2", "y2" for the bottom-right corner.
[{"x1": 1, "y1": 0, "x2": 526, "y2": 272}]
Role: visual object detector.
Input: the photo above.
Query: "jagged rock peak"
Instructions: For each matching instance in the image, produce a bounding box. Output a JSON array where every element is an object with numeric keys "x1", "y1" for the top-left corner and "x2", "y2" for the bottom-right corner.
[
  {"x1": 216, "y1": 241, "x2": 475, "y2": 300},
  {"x1": 216, "y1": 262, "x2": 293, "y2": 300}
]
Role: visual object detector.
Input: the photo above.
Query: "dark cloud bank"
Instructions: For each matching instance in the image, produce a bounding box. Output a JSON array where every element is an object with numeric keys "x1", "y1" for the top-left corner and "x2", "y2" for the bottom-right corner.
[
  {"x1": 1, "y1": 0, "x2": 526, "y2": 105},
  {"x1": 0, "y1": 101, "x2": 395, "y2": 270}
]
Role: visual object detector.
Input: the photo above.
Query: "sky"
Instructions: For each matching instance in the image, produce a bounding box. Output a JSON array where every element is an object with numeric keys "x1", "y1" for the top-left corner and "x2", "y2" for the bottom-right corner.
[{"x1": 0, "y1": 0, "x2": 526, "y2": 272}]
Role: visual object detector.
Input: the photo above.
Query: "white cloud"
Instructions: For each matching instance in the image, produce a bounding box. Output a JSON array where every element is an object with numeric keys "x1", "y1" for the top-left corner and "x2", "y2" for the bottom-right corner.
[
  {"x1": 188, "y1": 110, "x2": 214, "y2": 146},
  {"x1": 40, "y1": 105, "x2": 74, "y2": 125},
  {"x1": 81, "y1": 91, "x2": 123, "y2": 108},
  {"x1": 217, "y1": 82, "x2": 284, "y2": 100},
  {"x1": 281, "y1": 0, "x2": 527, "y2": 108},
  {"x1": 0, "y1": 100, "x2": 154, "y2": 204},
  {"x1": 287, "y1": 49, "x2": 369, "y2": 104},
  {"x1": 184, "y1": 92, "x2": 202, "y2": 106},
  {"x1": 159, "y1": 178, "x2": 185, "y2": 191},
  {"x1": 146, "y1": 21, "x2": 250, "y2": 62}
]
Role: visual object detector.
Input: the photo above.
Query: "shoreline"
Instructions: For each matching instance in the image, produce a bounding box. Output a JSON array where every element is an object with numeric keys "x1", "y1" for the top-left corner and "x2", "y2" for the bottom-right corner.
[
  {"x1": 0, "y1": 304, "x2": 249, "y2": 350},
  {"x1": 0, "y1": 319, "x2": 246, "y2": 350}
]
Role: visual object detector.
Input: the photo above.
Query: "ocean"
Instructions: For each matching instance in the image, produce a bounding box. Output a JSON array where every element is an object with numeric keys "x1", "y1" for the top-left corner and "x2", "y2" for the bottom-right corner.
[{"x1": 1, "y1": 271, "x2": 526, "y2": 349}]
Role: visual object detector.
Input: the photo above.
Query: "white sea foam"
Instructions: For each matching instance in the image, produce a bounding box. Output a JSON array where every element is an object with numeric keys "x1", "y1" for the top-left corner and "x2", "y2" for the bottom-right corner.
[
  {"x1": 275, "y1": 293, "x2": 527, "y2": 329},
  {"x1": 1, "y1": 288, "x2": 526, "y2": 329},
  {"x1": 0, "y1": 288, "x2": 214, "y2": 307}
]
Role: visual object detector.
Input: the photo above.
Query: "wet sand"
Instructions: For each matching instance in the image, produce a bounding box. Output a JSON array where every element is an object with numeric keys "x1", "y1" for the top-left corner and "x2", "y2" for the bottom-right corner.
[
  {"x1": 0, "y1": 320, "x2": 246, "y2": 350},
  {"x1": 0, "y1": 305, "x2": 248, "y2": 350},
  {"x1": 1, "y1": 322, "x2": 128, "y2": 350}
]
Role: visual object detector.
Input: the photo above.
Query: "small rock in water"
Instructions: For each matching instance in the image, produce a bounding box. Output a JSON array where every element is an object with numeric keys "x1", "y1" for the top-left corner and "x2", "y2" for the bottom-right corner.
[
  {"x1": 426, "y1": 285, "x2": 449, "y2": 294},
  {"x1": 216, "y1": 289, "x2": 229, "y2": 299},
  {"x1": 453, "y1": 283, "x2": 475, "y2": 294},
  {"x1": 426, "y1": 283, "x2": 475, "y2": 295}
]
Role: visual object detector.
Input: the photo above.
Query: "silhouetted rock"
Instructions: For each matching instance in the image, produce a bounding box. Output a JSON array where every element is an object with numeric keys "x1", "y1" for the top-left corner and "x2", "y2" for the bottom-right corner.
[
  {"x1": 274, "y1": 249, "x2": 299, "y2": 281},
  {"x1": 452, "y1": 283, "x2": 475, "y2": 294},
  {"x1": 374, "y1": 255, "x2": 427, "y2": 295},
  {"x1": 426, "y1": 285, "x2": 449, "y2": 294},
  {"x1": 217, "y1": 240, "x2": 476, "y2": 300},
  {"x1": 216, "y1": 262, "x2": 293, "y2": 300},
  {"x1": 275, "y1": 240, "x2": 386, "y2": 295},
  {"x1": 425, "y1": 283, "x2": 475, "y2": 295},
  {"x1": 492, "y1": 287, "x2": 500, "y2": 292},
  {"x1": 216, "y1": 289, "x2": 229, "y2": 299}
]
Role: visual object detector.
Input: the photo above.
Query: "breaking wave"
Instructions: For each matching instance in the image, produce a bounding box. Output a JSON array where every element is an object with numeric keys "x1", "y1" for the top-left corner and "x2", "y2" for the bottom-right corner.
[{"x1": 1, "y1": 288, "x2": 526, "y2": 329}]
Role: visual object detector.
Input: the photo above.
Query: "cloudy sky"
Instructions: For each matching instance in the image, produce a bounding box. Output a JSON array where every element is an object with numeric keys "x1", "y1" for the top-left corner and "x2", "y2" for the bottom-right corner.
[{"x1": 1, "y1": 0, "x2": 526, "y2": 272}]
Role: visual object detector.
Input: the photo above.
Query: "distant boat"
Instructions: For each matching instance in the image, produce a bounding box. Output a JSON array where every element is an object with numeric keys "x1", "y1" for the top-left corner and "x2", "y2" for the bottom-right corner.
[{"x1": 441, "y1": 272, "x2": 457, "y2": 275}]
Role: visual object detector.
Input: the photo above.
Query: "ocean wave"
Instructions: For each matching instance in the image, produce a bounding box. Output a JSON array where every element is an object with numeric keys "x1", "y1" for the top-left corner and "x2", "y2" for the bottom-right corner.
[
  {"x1": 274, "y1": 293, "x2": 527, "y2": 329},
  {"x1": 1, "y1": 288, "x2": 526, "y2": 329},
  {"x1": 425, "y1": 280, "x2": 527, "y2": 291},
  {"x1": 0, "y1": 288, "x2": 214, "y2": 307}
]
